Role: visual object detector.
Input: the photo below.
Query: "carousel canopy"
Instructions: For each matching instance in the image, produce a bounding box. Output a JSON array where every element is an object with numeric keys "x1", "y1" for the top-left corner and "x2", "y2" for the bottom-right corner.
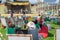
[{"x1": 7, "y1": 2, "x2": 29, "y2": 5}]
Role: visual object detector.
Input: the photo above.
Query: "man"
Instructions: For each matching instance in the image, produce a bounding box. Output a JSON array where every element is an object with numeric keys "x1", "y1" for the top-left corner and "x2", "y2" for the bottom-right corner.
[
  {"x1": 27, "y1": 21, "x2": 39, "y2": 40},
  {"x1": 37, "y1": 14, "x2": 42, "y2": 28},
  {"x1": 9, "y1": 10, "x2": 13, "y2": 17},
  {"x1": 37, "y1": 14, "x2": 41, "y2": 21},
  {"x1": 22, "y1": 12, "x2": 26, "y2": 20}
]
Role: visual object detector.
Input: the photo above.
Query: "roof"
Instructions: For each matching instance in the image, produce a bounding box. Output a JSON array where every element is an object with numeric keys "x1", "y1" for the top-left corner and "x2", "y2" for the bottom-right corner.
[{"x1": 7, "y1": 2, "x2": 30, "y2": 5}]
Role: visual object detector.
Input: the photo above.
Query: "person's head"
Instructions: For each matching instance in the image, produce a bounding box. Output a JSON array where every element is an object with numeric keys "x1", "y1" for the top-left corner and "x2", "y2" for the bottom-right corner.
[
  {"x1": 8, "y1": 23, "x2": 12, "y2": 28},
  {"x1": 8, "y1": 23, "x2": 15, "y2": 28},
  {"x1": 38, "y1": 14, "x2": 40, "y2": 16}
]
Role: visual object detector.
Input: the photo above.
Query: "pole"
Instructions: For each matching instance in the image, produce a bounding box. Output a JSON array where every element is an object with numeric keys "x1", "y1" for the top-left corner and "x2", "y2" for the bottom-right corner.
[
  {"x1": 38, "y1": 0, "x2": 40, "y2": 14},
  {"x1": 57, "y1": 3, "x2": 58, "y2": 16},
  {"x1": 52, "y1": 3, "x2": 54, "y2": 15},
  {"x1": 42, "y1": 2, "x2": 43, "y2": 15}
]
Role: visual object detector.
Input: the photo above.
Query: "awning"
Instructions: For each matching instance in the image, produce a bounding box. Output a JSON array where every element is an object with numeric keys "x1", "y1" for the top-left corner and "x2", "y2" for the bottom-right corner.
[{"x1": 7, "y1": 2, "x2": 29, "y2": 5}]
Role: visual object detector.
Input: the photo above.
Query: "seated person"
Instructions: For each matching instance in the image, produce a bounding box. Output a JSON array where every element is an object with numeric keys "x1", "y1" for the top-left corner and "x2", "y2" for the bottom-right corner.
[
  {"x1": 6, "y1": 23, "x2": 18, "y2": 34},
  {"x1": 15, "y1": 24, "x2": 28, "y2": 34}
]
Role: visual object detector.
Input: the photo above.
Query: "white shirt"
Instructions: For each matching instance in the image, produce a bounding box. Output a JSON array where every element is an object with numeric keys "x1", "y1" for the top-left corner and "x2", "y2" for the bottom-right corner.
[
  {"x1": 37, "y1": 16, "x2": 41, "y2": 21},
  {"x1": 37, "y1": 16, "x2": 40, "y2": 19},
  {"x1": 27, "y1": 21, "x2": 36, "y2": 30}
]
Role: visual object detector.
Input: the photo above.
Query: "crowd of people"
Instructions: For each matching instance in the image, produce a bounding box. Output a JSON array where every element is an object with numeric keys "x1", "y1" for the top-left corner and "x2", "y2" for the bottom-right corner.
[
  {"x1": 1, "y1": 13, "x2": 52, "y2": 40},
  {"x1": 8, "y1": 8, "x2": 29, "y2": 14}
]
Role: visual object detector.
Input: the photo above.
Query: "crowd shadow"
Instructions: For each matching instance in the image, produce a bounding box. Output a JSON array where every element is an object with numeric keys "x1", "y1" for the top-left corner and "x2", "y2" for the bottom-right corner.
[{"x1": 48, "y1": 32, "x2": 54, "y2": 37}]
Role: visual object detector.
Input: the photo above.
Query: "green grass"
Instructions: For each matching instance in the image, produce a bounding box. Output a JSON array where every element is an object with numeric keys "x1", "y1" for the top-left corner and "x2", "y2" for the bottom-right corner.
[
  {"x1": 43, "y1": 22, "x2": 60, "y2": 40},
  {"x1": 0, "y1": 6, "x2": 5, "y2": 14},
  {"x1": 0, "y1": 24, "x2": 6, "y2": 40}
]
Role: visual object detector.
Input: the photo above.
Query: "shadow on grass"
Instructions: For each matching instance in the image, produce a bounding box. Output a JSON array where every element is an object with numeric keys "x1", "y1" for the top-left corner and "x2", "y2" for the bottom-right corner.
[
  {"x1": 52, "y1": 27, "x2": 55, "y2": 29},
  {"x1": 48, "y1": 32, "x2": 54, "y2": 37}
]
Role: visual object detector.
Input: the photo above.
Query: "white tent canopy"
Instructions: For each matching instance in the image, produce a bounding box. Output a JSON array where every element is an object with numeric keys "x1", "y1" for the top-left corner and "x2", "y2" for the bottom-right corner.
[{"x1": 40, "y1": 0, "x2": 59, "y2": 4}]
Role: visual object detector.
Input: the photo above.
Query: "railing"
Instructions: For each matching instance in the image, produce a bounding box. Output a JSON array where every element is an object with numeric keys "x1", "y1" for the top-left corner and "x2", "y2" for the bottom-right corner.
[{"x1": 1, "y1": 13, "x2": 38, "y2": 17}]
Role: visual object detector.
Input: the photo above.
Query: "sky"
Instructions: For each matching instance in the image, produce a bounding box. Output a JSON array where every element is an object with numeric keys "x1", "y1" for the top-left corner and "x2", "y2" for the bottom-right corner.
[
  {"x1": 40, "y1": 0, "x2": 59, "y2": 4},
  {"x1": 1, "y1": 0, "x2": 38, "y2": 4},
  {"x1": 29, "y1": 0, "x2": 37, "y2": 4},
  {"x1": 1, "y1": 0, "x2": 59, "y2": 4}
]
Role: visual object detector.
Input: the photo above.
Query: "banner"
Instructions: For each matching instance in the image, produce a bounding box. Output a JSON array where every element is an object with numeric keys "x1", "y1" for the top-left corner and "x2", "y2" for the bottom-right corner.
[
  {"x1": 7, "y1": 34, "x2": 32, "y2": 40},
  {"x1": 1, "y1": 17, "x2": 7, "y2": 27}
]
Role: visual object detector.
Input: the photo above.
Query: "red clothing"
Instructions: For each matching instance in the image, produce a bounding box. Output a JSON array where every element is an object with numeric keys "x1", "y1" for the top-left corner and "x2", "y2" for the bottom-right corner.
[
  {"x1": 39, "y1": 25, "x2": 48, "y2": 38},
  {"x1": 40, "y1": 19, "x2": 42, "y2": 24}
]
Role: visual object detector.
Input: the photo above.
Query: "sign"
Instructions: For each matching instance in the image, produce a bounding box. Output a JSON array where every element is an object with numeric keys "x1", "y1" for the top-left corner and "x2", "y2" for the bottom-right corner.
[
  {"x1": 55, "y1": 28, "x2": 60, "y2": 40},
  {"x1": 1, "y1": 17, "x2": 7, "y2": 27},
  {"x1": 7, "y1": 34, "x2": 32, "y2": 40}
]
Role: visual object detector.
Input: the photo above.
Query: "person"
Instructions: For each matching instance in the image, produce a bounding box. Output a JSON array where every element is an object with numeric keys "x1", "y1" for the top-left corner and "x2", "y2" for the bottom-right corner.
[
  {"x1": 18, "y1": 18, "x2": 25, "y2": 28},
  {"x1": 24, "y1": 17, "x2": 28, "y2": 24},
  {"x1": 28, "y1": 16, "x2": 32, "y2": 22},
  {"x1": 20, "y1": 9, "x2": 23, "y2": 13},
  {"x1": 33, "y1": 19, "x2": 39, "y2": 29},
  {"x1": 9, "y1": 10, "x2": 13, "y2": 17},
  {"x1": 37, "y1": 14, "x2": 42, "y2": 29},
  {"x1": 39, "y1": 16, "x2": 43, "y2": 28},
  {"x1": 27, "y1": 21, "x2": 39, "y2": 40},
  {"x1": 47, "y1": 23, "x2": 51, "y2": 30},
  {"x1": 22, "y1": 12, "x2": 26, "y2": 20},
  {"x1": 25, "y1": 8, "x2": 28, "y2": 14},
  {"x1": 6, "y1": 23, "x2": 18, "y2": 34},
  {"x1": 37, "y1": 14, "x2": 41, "y2": 21},
  {"x1": 15, "y1": 24, "x2": 28, "y2": 34}
]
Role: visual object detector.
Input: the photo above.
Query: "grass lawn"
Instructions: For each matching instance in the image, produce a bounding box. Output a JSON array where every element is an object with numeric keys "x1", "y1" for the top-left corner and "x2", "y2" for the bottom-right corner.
[
  {"x1": 43, "y1": 22, "x2": 60, "y2": 40},
  {"x1": 0, "y1": 24, "x2": 6, "y2": 40},
  {"x1": 0, "y1": 22, "x2": 60, "y2": 40}
]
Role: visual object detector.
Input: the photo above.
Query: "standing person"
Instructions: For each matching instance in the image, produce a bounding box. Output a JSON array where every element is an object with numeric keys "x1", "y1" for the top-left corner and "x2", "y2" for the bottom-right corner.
[
  {"x1": 39, "y1": 16, "x2": 43, "y2": 28},
  {"x1": 33, "y1": 19, "x2": 39, "y2": 29},
  {"x1": 37, "y1": 14, "x2": 42, "y2": 28},
  {"x1": 9, "y1": 10, "x2": 13, "y2": 17},
  {"x1": 20, "y1": 9, "x2": 23, "y2": 13},
  {"x1": 24, "y1": 17, "x2": 28, "y2": 24},
  {"x1": 37, "y1": 14, "x2": 41, "y2": 21},
  {"x1": 22, "y1": 12, "x2": 26, "y2": 20},
  {"x1": 11, "y1": 12, "x2": 13, "y2": 18},
  {"x1": 25, "y1": 8, "x2": 28, "y2": 14},
  {"x1": 27, "y1": 21, "x2": 39, "y2": 40}
]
